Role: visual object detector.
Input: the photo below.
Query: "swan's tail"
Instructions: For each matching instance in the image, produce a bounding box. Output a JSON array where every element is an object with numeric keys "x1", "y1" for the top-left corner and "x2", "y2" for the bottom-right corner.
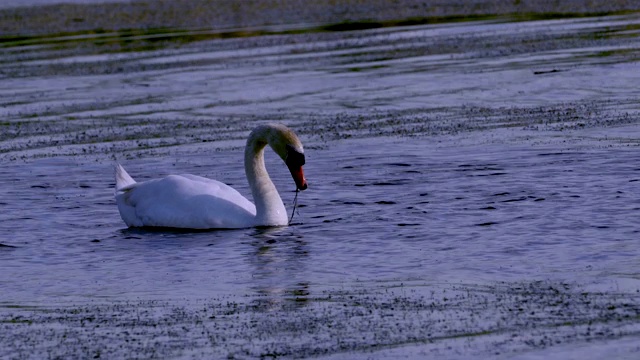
[{"x1": 115, "y1": 164, "x2": 136, "y2": 192}]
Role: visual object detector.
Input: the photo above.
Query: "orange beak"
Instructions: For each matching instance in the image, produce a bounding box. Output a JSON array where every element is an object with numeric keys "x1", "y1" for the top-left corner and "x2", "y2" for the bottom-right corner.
[{"x1": 288, "y1": 165, "x2": 308, "y2": 191}]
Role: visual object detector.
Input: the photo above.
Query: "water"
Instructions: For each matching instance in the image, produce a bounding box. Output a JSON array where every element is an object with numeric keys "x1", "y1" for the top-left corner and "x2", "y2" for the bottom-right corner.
[
  {"x1": 0, "y1": 0, "x2": 133, "y2": 9},
  {"x1": 1, "y1": 11, "x2": 640, "y2": 359},
  {"x1": 2, "y1": 139, "x2": 640, "y2": 303}
]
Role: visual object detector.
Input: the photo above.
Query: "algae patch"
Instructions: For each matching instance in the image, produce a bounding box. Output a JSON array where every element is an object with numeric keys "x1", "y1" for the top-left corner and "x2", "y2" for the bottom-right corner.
[{"x1": 1, "y1": 281, "x2": 639, "y2": 358}]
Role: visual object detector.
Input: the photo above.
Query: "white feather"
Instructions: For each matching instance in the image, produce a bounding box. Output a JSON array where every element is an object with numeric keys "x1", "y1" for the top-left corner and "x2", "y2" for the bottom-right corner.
[{"x1": 113, "y1": 124, "x2": 306, "y2": 229}]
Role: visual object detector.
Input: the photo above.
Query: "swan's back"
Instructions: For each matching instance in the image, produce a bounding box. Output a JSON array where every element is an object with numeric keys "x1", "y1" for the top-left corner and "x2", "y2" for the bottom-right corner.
[{"x1": 115, "y1": 166, "x2": 257, "y2": 229}]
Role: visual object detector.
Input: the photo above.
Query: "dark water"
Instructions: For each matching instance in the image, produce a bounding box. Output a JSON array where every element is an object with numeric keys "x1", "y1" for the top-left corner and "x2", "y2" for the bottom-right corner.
[
  {"x1": 0, "y1": 0, "x2": 132, "y2": 9},
  {"x1": 2, "y1": 139, "x2": 640, "y2": 303},
  {"x1": 0, "y1": 139, "x2": 640, "y2": 303},
  {"x1": 1, "y1": 12, "x2": 640, "y2": 359}
]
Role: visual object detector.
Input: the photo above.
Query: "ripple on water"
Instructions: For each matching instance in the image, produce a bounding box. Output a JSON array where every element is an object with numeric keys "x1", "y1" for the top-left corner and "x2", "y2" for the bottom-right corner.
[{"x1": 1, "y1": 11, "x2": 640, "y2": 358}]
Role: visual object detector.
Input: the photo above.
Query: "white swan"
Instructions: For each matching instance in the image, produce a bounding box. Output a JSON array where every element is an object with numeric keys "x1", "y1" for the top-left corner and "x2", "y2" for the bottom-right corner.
[{"x1": 114, "y1": 123, "x2": 307, "y2": 229}]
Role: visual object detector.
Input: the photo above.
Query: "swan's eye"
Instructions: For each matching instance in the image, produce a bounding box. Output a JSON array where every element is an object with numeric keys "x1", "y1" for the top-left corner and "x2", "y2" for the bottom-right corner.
[{"x1": 285, "y1": 144, "x2": 305, "y2": 167}]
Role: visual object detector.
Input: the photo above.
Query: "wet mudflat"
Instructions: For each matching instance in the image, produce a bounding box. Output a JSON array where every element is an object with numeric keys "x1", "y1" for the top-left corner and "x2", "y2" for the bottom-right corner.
[
  {"x1": 3, "y1": 281, "x2": 640, "y2": 359},
  {"x1": 1, "y1": 3, "x2": 640, "y2": 359}
]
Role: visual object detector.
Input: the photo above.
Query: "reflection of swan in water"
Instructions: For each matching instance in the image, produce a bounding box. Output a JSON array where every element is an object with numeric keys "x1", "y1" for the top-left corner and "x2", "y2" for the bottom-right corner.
[
  {"x1": 248, "y1": 227, "x2": 310, "y2": 308},
  {"x1": 114, "y1": 124, "x2": 307, "y2": 229}
]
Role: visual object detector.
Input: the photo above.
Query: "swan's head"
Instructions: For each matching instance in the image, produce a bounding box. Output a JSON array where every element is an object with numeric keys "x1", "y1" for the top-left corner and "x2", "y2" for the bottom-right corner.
[
  {"x1": 268, "y1": 124, "x2": 308, "y2": 191},
  {"x1": 284, "y1": 143, "x2": 307, "y2": 191}
]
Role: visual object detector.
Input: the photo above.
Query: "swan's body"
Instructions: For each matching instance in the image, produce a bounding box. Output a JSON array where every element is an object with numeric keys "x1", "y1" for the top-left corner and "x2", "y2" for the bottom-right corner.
[{"x1": 115, "y1": 124, "x2": 307, "y2": 229}]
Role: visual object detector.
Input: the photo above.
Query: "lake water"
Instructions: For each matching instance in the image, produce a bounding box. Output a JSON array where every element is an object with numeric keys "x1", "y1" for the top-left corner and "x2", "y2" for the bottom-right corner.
[
  {"x1": 1, "y1": 12, "x2": 640, "y2": 359},
  {"x1": 0, "y1": 0, "x2": 132, "y2": 9},
  {"x1": 2, "y1": 140, "x2": 640, "y2": 303}
]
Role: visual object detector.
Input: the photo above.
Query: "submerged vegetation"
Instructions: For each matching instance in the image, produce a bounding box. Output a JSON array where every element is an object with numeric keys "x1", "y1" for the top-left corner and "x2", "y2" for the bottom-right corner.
[{"x1": 2, "y1": 281, "x2": 640, "y2": 358}]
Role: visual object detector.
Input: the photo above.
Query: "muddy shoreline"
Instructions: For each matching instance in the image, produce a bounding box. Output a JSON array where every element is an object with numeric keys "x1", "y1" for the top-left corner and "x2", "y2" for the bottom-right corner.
[
  {"x1": 2, "y1": 0, "x2": 640, "y2": 36},
  {"x1": 3, "y1": 281, "x2": 640, "y2": 359}
]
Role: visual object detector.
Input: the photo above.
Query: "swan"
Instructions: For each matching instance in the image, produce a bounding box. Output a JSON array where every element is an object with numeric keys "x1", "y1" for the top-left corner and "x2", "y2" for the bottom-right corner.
[{"x1": 114, "y1": 123, "x2": 307, "y2": 229}]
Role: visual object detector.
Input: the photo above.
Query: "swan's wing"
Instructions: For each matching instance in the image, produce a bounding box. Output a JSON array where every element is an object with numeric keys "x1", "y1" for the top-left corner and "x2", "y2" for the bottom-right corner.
[{"x1": 116, "y1": 174, "x2": 256, "y2": 229}]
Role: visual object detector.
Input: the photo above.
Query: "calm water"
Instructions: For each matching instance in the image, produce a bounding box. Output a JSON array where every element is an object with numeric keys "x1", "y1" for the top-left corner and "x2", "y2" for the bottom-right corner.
[
  {"x1": 2, "y1": 140, "x2": 640, "y2": 303},
  {"x1": 2, "y1": 135, "x2": 640, "y2": 302},
  {"x1": 0, "y1": 0, "x2": 133, "y2": 9},
  {"x1": 1, "y1": 12, "x2": 640, "y2": 358}
]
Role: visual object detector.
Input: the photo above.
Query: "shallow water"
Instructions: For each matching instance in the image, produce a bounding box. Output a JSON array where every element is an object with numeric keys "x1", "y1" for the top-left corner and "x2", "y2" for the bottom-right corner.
[
  {"x1": 2, "y1": 140, "x2": 640, "y2": 302},
  {"x1": 1, "y1": 12, "x2": 640, "y2": 359},
  {"x1": 2, "y1": 138, "x2": 640, "y2": 302},
  {"x1": 0, "y1": 0, "x2": 132, "y2": 9}
]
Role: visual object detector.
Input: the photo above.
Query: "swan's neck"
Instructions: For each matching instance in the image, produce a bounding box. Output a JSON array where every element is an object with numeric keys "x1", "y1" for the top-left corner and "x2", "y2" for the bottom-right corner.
[{"x1": 245, "y1": 133, "x2": 288, "y2": 226}]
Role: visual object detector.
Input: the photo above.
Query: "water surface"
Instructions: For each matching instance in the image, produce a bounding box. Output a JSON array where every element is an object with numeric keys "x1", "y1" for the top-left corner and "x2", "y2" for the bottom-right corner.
[{"x1": 1, "y1": 12, "x2": 640, "y2": 359}]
